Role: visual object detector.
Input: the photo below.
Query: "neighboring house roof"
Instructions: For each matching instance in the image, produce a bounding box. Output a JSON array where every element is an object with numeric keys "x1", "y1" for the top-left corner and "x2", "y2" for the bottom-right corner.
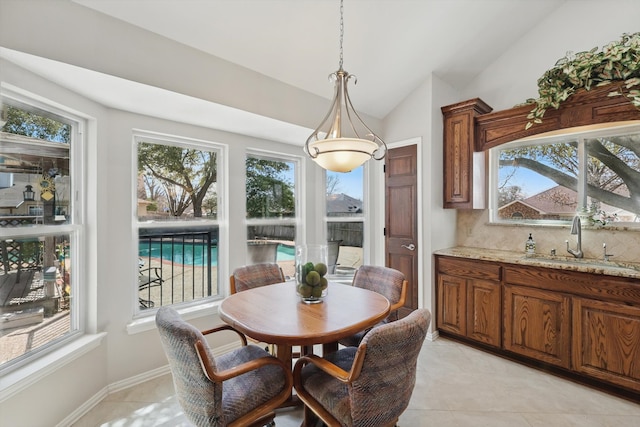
[
  {"x1": 521, "y1": 186, "x2": 577, "y2": 215},
  {"x1": 500, "y1": 185, "x2": 636, "y2": 221},
  {"x1": 327, "y1": 193, "x2": 362, "y2": 214},
  {"x1": 500, "y1": 199, "x2": 545, "y2": 214}
]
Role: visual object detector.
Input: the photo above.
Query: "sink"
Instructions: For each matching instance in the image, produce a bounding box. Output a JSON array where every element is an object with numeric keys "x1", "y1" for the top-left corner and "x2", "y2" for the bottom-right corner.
[{"x1": 521, "y1": 254, "x2": 640, "y2": 273}]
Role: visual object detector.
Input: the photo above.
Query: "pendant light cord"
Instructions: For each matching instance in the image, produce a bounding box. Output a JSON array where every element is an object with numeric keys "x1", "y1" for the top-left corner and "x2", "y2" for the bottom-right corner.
[{"x1": 339, "y1": 0, "x2": 344, "y2": 70}]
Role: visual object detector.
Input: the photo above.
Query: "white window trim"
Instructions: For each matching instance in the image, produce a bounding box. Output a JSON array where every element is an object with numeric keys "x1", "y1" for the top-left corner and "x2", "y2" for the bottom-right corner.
[
  {"x1": 489, "y1": 122, "x2": 640, "y2": 228},
  {"x1": 132, "y1": 130, "x2": 228, "y2": 317},
  {"x1": 0, "y1": 84, "x2": 91, "y2": 395}
]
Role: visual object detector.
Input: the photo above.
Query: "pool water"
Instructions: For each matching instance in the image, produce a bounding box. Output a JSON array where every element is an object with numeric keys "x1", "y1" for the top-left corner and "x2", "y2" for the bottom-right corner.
[{"x1": 139, "y1": 242, "x2": 295, "y2": 266}]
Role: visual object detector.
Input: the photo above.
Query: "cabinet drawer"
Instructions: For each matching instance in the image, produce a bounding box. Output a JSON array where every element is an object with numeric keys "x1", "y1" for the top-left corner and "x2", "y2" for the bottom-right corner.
[
  {"x1": 437, "y1": 256, "x2": 501, "y2": 281},
  {"x1": 504, "y1": 265, "x2": 640, "y2": 305}
]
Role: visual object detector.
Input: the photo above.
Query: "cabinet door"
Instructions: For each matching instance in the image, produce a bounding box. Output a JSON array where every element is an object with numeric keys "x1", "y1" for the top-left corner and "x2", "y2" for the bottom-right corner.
[
  {"x1": 437, "y1": 273, "x2": 467, "y2": 336},
  {"x1": 467, "y1": 279, "x2": 501, "y2": 347},
  {"x1": 441, "y1": 99, "x2": 492, "y2": 209},
  {"x1": 504, "y1": 284, "x2": 571, "y2": 368},
  {"x1": 573, "y1": 297, "x2": 640, "y2": 392}
]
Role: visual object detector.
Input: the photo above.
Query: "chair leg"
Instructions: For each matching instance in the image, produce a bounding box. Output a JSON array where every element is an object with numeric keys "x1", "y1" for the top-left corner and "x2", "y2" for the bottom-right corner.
[{"x1": 302, "y1": 405, "x2": 324, "y2": 427}]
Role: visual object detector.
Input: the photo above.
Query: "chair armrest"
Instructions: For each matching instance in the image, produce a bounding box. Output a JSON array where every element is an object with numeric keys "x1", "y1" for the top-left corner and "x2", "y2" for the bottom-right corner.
[
  {"x1": 201, "y1": 324, "x2": 248, "y2": 347},
  {"x1": 389, "y1": 279, "x2": 408, "y2": 312},
  {"x1": 195, "y1": 340, "x2": 293, "y2": 388},
  {"x1": 293, "y1": 353, "x2": 355, "y2": 386},
  {"x1": 139, "y1": 267, "x2": 162, "y2": 279}
]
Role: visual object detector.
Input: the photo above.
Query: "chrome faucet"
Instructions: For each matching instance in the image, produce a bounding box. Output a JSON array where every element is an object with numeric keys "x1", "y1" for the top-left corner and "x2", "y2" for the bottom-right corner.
[
  {"x1": 603, "y1": 243, "x2": 614, "y2": 262},
  {"x1": 566, "y1": 215, "x2": 583, "y2": 258}
]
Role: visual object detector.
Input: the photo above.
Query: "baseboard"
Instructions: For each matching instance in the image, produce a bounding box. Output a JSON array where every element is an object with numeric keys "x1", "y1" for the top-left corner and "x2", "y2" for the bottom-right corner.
[{"x1": 57, "y1": 340, "x2": 240, "y2": 426}]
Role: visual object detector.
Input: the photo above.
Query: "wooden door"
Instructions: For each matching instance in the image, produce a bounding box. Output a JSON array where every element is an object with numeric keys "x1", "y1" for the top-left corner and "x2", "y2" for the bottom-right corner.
[{"x1": 385, "y1": 144, "x2": 418, "y2": 318}]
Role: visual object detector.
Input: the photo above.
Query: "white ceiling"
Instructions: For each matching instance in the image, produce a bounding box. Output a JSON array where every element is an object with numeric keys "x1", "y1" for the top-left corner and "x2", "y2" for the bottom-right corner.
[
  {"x1": 2, "y1": 0, "x2": 566, "y2": 145},
  {"x1": 72, "y1": 0, "x2": 565, "y2": 118}
]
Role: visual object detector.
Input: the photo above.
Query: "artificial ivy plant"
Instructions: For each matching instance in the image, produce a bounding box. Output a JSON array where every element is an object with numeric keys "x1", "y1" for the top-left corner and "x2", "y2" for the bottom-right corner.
[{"x1": 525, "y1": 32, "x2": 640, "y2": 129}]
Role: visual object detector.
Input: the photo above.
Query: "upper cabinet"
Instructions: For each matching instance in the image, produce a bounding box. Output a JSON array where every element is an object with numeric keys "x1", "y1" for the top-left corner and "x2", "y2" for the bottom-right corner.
[
  {"x1": 441, "y1": 98, "x2": 492, "y2": 209},
  {"x1": 442, "y1": 85, "x2": 640, "y2": 210},
  {"x1": 476, "y1": 84, "x2": 640, "y2": 151}
]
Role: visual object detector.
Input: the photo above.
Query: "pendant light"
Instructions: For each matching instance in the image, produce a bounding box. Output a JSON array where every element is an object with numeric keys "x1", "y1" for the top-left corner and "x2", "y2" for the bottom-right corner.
[{"x1": 304, "y1": 0, "x2": 387, "y2": 173}]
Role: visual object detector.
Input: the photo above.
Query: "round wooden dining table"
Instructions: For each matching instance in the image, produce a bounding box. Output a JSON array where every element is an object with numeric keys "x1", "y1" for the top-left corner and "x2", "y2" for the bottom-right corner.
[{"x1": 219, "y1": 280, "x2": 390, "y2": 405}]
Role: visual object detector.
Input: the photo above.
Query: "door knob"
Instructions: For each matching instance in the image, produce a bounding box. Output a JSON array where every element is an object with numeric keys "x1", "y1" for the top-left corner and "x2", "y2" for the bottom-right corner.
[{"x1": 401, "y1": 243, "x2": 416, "y2": 251}]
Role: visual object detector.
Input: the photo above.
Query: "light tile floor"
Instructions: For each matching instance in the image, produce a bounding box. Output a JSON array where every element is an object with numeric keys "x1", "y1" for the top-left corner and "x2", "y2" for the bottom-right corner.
[{"x1": 72, "y1": 338, "x2": 640, "y2": 427}]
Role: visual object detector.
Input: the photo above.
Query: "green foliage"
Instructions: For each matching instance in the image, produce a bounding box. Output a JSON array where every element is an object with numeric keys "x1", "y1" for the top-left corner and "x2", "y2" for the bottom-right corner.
[
  {"x1": 245, "y1": 157, "x2": 295, "y2": 218},
  {"x1": 138, "y1": 142, "x2": 217, "y2": 217},
  {"x1": 526, "y1": 32, "x2": 640, "y2": 129},
  {"x1": 2, "y1": 105, "x2": 70, "y2": 143}
]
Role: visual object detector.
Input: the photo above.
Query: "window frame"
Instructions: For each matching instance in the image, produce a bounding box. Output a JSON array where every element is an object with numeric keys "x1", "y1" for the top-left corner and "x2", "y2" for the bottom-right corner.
[
  {"x1": 0, "y1": 87, "x2": 86, "y2": 375},
  {"x1": 324, "y1": 165, "x2": 368, "y2": 273},
  {"x1": 244, "y1": 149, "x2": 301, "y2": 265},
  {"x1": 133, "y1": 130, "x2": 226, "y2": 316},
  {"x1": 489, "y1": 122, "x2": 640, "y2": 227}
]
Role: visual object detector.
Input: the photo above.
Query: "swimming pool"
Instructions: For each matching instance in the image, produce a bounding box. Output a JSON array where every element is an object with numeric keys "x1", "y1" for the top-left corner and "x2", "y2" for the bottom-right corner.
[{"x1": 139, "y1": 242, "x2": 295, "y2": 266}]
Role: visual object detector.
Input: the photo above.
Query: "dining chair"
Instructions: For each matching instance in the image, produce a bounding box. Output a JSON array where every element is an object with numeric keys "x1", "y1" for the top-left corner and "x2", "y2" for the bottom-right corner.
[
  {"x1": 338, "y1": 265, "x2": 407, "y2": 347},
  {"x1": 230, "y1": 263, "x2": 290, "y2": 355},
  {"x1": 230, "y1": 263, "x2": 285, "y2": 294},
  {"x1": 293, "y1": 308, "x2": 431, "y2": 427},
  {"x1": 155, "y1": 306, "x2": 293, "y2": 427}
]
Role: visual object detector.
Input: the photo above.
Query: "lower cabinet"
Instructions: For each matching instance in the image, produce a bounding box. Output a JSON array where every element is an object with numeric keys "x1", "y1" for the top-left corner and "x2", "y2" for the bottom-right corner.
[
  {"x1": 503, "y1": 284, "x2": 571, "y2": 369},
  {"x1": 573, "y1": 297, "x2": 640, "y2": 391},
  {"x1": 436, "y1": 257, "x2": 501, "y2": 348},
  {"x1": 435, "y1": 254, "x2": 640, "y2": 396}
]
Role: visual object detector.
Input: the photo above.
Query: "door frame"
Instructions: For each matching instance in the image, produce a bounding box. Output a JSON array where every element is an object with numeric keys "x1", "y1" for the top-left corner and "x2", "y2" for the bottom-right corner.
[{"x1": 374, "y1": 136, "x2": 423, "y2": 309}]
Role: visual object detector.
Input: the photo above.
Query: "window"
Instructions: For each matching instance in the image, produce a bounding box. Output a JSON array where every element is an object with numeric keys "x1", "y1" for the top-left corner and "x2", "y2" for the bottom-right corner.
[
  {"x1": 245, "y1": 152, "x2": 298, "y2": 278},
  {"x1": 490, "y1": 124, "x2": 640, "y2": 226},
  {"x1": 0, "y1": 95, "x2": 83, "y2": 373},
  {"x1": 135, "y1": 132, "x2": 222, "y2": 311},
  {"x1": 326, "y1": 167, "x2": 365, "y2": 275}
]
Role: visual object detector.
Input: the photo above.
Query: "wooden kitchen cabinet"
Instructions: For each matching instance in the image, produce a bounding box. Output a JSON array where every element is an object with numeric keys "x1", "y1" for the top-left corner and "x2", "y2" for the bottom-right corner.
[
  {"x1": 441, "y1": 98, "x2": 492, "y2": 209},
  {"x1": 503, "y1": 284, "x2": 571, "y2": 369},
  {"x1": 573, "y1": 297, "x2": 640, "y2": 391},
  {"x1": 435, "y1": 253, "x2": 640, "y2": 397},
  {"x1": 436, "y1": 256, "x2": 501, "y2": 347}
]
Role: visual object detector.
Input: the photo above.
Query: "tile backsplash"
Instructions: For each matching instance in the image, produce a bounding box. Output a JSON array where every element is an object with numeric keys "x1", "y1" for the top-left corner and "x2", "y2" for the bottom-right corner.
[{"x1": 456, "y1": 210, "x2": 640, "y2": 263}]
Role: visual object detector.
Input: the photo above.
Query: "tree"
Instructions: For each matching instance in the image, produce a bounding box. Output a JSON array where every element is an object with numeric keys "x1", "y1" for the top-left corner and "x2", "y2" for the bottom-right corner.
[
  {"x1": 2, "y1": 106, "x2": 70, "y2": 142},
  {"x1": 245, "y1": 157, "x2": 295, "y2": 218},
  {"x1": 500, "y1": 134, "x2": 640, "y2": 214},
  {"x1": 326, "y1": 173, "x2": 342, "y2": 196},
  {"x1": 137, "y1": 142, "x2": 217, "y2": 217},
  {"x1": 498, "y1": 185, "x2": 524, "y2": 206}
]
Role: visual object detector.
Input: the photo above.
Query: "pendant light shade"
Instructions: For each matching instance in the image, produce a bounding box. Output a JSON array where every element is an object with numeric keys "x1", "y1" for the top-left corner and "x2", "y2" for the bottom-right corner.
[{"x1": 304, "y1": 0, "x2": 386, "y2": 172}]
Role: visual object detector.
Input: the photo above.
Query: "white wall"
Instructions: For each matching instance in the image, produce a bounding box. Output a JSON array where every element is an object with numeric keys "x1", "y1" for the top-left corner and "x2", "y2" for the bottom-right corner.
[
  {"x1": 461, "y1": 0, "x2": 640, "y2": 111},
  {"x1": 383, "y1": 73, "x2": 460, "y2": 327}
]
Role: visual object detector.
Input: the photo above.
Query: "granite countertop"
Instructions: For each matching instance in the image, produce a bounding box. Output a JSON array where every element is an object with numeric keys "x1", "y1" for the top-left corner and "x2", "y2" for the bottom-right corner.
[{"x1": 434, "y1": 246, "x2": 640, "y2": 280}]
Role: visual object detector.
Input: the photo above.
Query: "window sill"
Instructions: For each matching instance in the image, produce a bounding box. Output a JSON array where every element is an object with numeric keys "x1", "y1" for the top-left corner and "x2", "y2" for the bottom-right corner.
[
  {"x1": 126, "y1": 301, "x2": 220, "y2": 335},
  {"x1": 0, "y1": 332, "x2": 107, "y2": 403}
]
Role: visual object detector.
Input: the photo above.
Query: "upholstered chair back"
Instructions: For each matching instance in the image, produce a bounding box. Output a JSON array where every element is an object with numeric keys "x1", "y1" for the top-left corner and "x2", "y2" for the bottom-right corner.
[
  {"x1": 156, "y1": 307, "x2": 222, "y2": 425},
  {"x1": 353, "y1": 265, "x2": 405, "y2": 320},
  {"x1": 231, "y1": 263, "x2": 284, "y2": 294},
  {"x1": 350, "y1": 308, "x2": 430, "y2": 426}
]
